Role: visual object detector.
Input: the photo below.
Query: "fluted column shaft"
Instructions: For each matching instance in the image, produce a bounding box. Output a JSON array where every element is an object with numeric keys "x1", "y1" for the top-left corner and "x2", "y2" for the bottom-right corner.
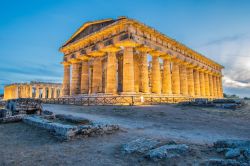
[
  {"x1": 62, "y1": 64, "x2": 71, "y2": 96},
  {"x1": 134, "y1": 54, "x2": 140, "y2": 93},
  {"x1": 209, "y1": 74, "x2": 214, "y2": 97},
  {"x1": 36, "y1": 87, "x2": 40, "y2": 98},
  {"x1": 122, "y1": 47, "x2": 135, "y2": 93},
  {"x1": 162, "y1": 58, "x2": 172, "y2": 94},
  {"x1": 204, "y1": 73, "x2": 210, "y2": 97},
  {"x1": 213, "y1": 75, "x2": 218, "y2": 98},
  {"x1": 43, "y1": 87, "x2": 46, "y2": 98},
  {"x1": 172, "y1": 61, "x2": 180, "y2": 95},
  {"x1": 151, "y1": 56, "x2": 161, "y2": 94},
  {"x1": 139, "y1": 52, "x2": 149, "y2": 93},
  {"x1": 106, "y1": 52, "x2": 117, "y2": 94},
  {"x1": 194, "y1": 70, "x2": 201, "y2": 96},
  {"x1": 187, "y1": 67, "x2": 195, "y2": 96},
  {"x1": 70, "y1": 62, "x2": 82, "y2": 95},
  {"x1": 81, "y1": 60, "x2": 89, "y2": 94},
  {"x1": 180, "y1": 65, "x2": 188, "y2": 95},
  {"x1": 92, "y1": 57, "x2": 103, "y2": 93},
  {"x1": 216, "y1": 76, "x2": 220, "y2": 98},
  {"x1": 219, "y1": 76, "x2": 223, "y2": 98},
  {"x1": 199, "y1": 71, "x2": 206, "y2": 97}
]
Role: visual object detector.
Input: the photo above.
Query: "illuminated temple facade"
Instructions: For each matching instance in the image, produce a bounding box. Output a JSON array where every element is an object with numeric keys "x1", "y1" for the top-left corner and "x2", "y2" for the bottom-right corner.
[
  {"x1": 4, "y1": 82, "x2": 62, "y2": 100},
  {"x1": 60, "y1": 17, "x2": 223, "y2": 98}
]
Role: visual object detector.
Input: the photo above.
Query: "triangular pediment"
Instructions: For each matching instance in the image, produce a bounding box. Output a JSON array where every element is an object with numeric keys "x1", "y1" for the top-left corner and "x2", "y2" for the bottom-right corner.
[{"x1": 63, "y1": 18, "x2": 118, "y2": 47}]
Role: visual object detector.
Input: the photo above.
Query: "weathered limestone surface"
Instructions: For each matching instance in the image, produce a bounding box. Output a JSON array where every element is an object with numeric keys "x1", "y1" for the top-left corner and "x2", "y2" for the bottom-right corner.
[
  {"x1": 106, "y1": 52, "x2": 117, "y2": 94},
  {"x1": 139, "y1": 52, "x2": 149, "y2": 93},
  {"x1": 122, "y1": 138, "x2": 160, "y2": 154},
  {"x1": 81, "y1": 60, "x2": 89, "y2": 94},
  {"x1": 63, "y1": 64, "x2": 71, "y2": 96},
  {"x1": 122, "y1": 47, "x2": 135, "y2": 93},
  {"x1": 92, "y1": 57, "x2": 103, "y2": 93},
  {"x1": 134, "y1": 54, "x2": 140, "y2": 93},
  {"x1": 199, "y1": 71, "x2": 206, "y2": 97},
  {"x1": 146, "y1": 144, "x2": 189, "y2": 160},
  {"x1": 194, "y1": 69, "x2": 201, "y2": 96},
  {"x1": 58, "y1": 17, "x2": 224, "y2": 100},
  {"x1": 151, "y1": 56, "x2": 161, "y2": 94},
  {"x1": 179, "y1": 65, "x2": 188, "y2": 96},
  {"x1": 71, "y1": 62, "x2": 82, "y2": 95},
  {"x1": 187, "y1": 67, "x2": 195, "y2": 96},
  {"x1": 162, "y1": 59, "x2": 172, "y2": 95},
  {"x1": 172, "y1": 62, "x2": 180, "y2": 95}
]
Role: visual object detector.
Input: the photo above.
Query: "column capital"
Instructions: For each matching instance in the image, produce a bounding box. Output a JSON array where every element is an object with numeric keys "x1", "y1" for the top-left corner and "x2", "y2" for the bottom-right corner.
[
  {"x1": 149, "y1": 50, "x2": 165, "y2": 57},
  {"x1": 61, "y1": 61, "x2": 71, "y2": 66},
  {"x1": 101, "y1": 45, "x2": 121, "y2": 52},
  {"x1": 69, "y1": 58, "x2": 82, "y2": 64},
  {"x1": 136, "y1": 45, "x2": 153, "y2": 53}
]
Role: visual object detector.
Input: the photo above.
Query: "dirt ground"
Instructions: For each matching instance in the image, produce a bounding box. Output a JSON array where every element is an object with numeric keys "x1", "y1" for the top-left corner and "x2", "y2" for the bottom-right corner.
[{"x1": 1, "y1": 102, "x2": 250, "y2": 165}]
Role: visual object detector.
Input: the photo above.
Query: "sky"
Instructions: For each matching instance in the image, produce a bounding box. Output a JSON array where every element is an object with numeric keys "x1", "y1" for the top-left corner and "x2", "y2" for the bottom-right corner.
[{"x1": 0, "y1": 0, "x2": 250, "y2": 97}]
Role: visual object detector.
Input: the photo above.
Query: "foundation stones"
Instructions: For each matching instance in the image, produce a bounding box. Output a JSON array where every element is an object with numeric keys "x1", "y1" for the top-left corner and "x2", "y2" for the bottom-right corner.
[
  {"x1": 145, "y1": 144, "x2": 189, "y2": 160},
  {"x1": 122, "y1": 138, "x2": 160, "y2": 154},
  {"x1": 122, "y1": 138, "x2": 189, "y2": 161}
]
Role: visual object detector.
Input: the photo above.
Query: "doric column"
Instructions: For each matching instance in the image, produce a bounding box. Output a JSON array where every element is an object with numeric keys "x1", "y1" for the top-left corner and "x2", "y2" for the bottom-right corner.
[
  {"x1": 36, "y1": 87, "x2": 40, "y2": 98},
  {"x1": 70, "y1": 61, "x2": 82, "y2": 95},
  {"x1": 204, "y1": 72, "x2": 210, "y2": 97},
  {"x1": 213, "y1": 75, "x2": 218, "y2": 98},
  {"x1": 62, "y1": 63, "x2": 71, "y2": 96},
  {"x1": 92, "y1": 57, "x2": 103, "y2": 93},
  {"x1": 219, "y1": 76, "x2": 223, "y2": 98},
  {"x1": 48, "y1": 88, "x2": 52, "y2": 98},
  {"x1": 134, "y1": 54, "x2": 140, "y2": 93},
  {"x1": 209, "y1": 74, "x2": 214, "y2": 97},
  {"x1": 29, "y1": 86, "x2": 33, "y2": 98},
  {"x1": 162, "y1": 58, "x2": 172, "y2": 95},
  {"x1": 42, "y1": 87, "x2": 46, "y2": 98},
  {"x1": 106, "y1": 52, "x2": 117, "y2": 94},
  {"x1": 151, "y1": 56, "x2": 161, "y2": 94},
  {"x1": 199, "y1": 71, "x2": 206, "y2": 97},
  {"x1": 179, "y1": 64, "x2": 188, "y2": 96},
  {"x1": 139, "y1": 52, "x2": 149, "y2": 93},
  {"x1": 172, "y1": 61, "x2": 180, "y2": 95},
  {"x1": 122, "y1": 47, "x2": 135, "y2": 94},
  {"x1": 81, "y1": 60, "x2": 89, "y2": 94},
  {"x1": 194, "y1": 69, "x2": 201, "y2": 96},
  {"x1": 216, "y1": 76, "x2": 220, "y2": 98},
  {"x1": 187, "y1": 67, "x2": 195, "y2": 96}
]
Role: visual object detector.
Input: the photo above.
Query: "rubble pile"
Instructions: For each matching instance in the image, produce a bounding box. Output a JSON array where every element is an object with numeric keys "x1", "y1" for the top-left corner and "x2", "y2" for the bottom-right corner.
[
  {"x1": 122, "y1": 138, "x2": 189, "y2": 161},
  {"x1": 23, "y1": 114, "x2": 119, "y2": 140},
  {"x1": 201, "y1": 139, "x2": 250, "y2": 165},
  {"x1": 180, "y1": 98, "x2": 246, "y2": 109},
  {"x1": 6, "y1": 98, "x2": 42, "y2": 115}
]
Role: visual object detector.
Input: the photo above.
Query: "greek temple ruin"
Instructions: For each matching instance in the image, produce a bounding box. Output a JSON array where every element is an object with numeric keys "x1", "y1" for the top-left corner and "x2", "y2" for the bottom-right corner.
[
  {"x1": 4, "y1": 82, "x2": 62, "y2": 100},
  {"x1": 60, "y1": 17, "x2": 223, "y2": 99}
]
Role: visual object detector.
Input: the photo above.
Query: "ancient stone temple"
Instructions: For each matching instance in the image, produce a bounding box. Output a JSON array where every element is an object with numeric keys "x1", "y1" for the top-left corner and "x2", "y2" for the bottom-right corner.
[
  {"x1": 60, "y1": 17, "x2": 223, "y2": 98},
  {"x1": 4, "y1": 82, "x2": 62, "y2": 100}
]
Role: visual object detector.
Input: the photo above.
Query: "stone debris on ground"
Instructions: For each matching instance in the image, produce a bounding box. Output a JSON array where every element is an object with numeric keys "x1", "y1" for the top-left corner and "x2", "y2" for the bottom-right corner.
[
  {"x1": 5, "y1": 98, "x2": 42, "y2": 115},
  {"x1": 213, "y1": 139, "x2": 250, "y2": 165},
  {"x1": 122, "y1": 138, "x2": 190, "y2": 162},
  {"x1": 23, "y1": 116, "x2": 78, "y2": 139},
  {"x1": 121, "y1": 138, "x2": 160, "y2": 154},
  {"x1": 22, "y1": 115, "x2": 119, "y2": 140},
  {"x1": 180, "y1": 98, "x2": 246, "y2": 110},
  {"x1": 145, "y1": 144, "x2": 189, "y2": 161},
  {"x1": 200, "y1": 159, "x2": 243, "y2": 166},
  {"x1": 0, "y1": 114, "x2": 25, "y2": 123}
]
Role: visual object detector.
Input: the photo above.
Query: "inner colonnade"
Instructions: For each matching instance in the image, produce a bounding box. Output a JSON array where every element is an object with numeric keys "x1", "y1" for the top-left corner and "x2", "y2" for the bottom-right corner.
[{"x1": 60, "y1": 17, "x2": 223, "y2": 99}]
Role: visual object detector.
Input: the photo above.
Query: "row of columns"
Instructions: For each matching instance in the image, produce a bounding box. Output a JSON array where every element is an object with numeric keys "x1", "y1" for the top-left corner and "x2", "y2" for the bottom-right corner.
[
  {"x1": 34, "y1": 86, "x2": 61, "y2": 99},
  {"x1": 62, "y1": 47, "x2": 223, "y2": 98}
]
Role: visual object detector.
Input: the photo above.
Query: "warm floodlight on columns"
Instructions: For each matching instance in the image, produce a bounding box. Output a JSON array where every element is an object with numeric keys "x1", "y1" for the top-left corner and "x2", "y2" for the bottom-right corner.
[
  {"x1": 150, "y1": 50, "x2": 163, "y2": 94},
  {"x1": 171, "y1": 58, "x2": 181, "y2": 95},
  {"x1": 61, "y1": 61, "x2": 71, "y2": 96},
  {"x1": 69, "y1": 58, "x2": 82, "y2": 96},
  {"x1": 161, "y1": 55, "x2": 172, "y2": 95}
]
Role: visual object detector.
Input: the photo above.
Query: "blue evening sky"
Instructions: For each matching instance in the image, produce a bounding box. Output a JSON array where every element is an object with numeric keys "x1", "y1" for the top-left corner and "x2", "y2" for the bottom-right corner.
[{"x1": 0, "y1": 0, "x2": 250, "y2": 96}]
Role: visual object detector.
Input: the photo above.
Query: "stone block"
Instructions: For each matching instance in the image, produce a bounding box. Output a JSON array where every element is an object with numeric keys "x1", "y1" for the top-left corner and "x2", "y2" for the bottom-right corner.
[
  {"x1": 121, "y1": 138, "x2": 160, "y2": 154},
  {"x1": 145, "y1": 144, "x2": 189, "y2": 160}
]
